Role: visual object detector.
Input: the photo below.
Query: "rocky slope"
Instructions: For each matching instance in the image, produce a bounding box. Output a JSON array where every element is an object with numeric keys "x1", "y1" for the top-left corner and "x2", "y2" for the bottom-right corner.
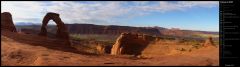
[{"x1": 1, "y1": 30, "x2": 219, "y2": 66}]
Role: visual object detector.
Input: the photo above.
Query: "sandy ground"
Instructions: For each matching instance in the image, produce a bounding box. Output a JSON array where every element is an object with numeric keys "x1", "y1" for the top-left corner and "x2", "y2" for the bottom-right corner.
[{"x1": 1, "y1": 30, "x2": 219, "y2": 66}]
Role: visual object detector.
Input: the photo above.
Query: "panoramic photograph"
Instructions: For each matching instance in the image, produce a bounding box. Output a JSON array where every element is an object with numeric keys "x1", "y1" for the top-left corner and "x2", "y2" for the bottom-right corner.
[{"x1": 1, "y1": 1, "x2": 219, "y2": 66}]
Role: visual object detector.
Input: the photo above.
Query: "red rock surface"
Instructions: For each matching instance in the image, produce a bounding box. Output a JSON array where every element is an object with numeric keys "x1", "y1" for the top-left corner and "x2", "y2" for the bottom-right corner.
[
  {"x1": 203, "y1": 36, "x2": 215, "y2": 47},
  {"x1": 111, "y1": 33, "x2": 159, "y2": 55},
  {"x1": 38, "y1": 12, "x2": 70, "y2": 45},
  {"x1": 1, "y1": 12, "x2": 17, "y2": 32}
]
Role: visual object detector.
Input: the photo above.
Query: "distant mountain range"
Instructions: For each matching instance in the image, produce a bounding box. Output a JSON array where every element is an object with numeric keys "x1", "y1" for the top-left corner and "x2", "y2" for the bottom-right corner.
[
  {"x1": 15, "y1": 22, "x2": 40, "y2": 26},
  {"x1": 16, "y1": 23, "x2": 219, "y2": 40},
  {"x1": 66, "y1": 24, "x2": 161, "y2": 36}
]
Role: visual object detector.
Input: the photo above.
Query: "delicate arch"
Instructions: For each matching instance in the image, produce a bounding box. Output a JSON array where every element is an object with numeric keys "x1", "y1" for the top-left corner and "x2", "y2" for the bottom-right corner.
[{"x1": 38, "y1": 12, "x2": 70, "y2": 42}]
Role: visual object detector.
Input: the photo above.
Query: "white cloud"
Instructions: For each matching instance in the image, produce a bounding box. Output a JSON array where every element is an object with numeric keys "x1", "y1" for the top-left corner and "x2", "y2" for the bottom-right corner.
[
  {"x1": 1, "y1": 1, "x2": 46, "y2": 23},
  {"x1": 43, "y1": 1, "x2": 131, "y2": 24},
  {"x1": 177, "y1": 1, "x2": 219, "y2": 8},
  {"x1": 1, "y1": 1, "x2": 218, "y2": 25},
  {"x1": 131, "y1": 1, "x2": 218, "y2": 13}
]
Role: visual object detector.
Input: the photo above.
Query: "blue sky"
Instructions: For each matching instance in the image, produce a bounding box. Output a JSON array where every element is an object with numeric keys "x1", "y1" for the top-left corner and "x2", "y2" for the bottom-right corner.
[{"x1": 1, "y1": 1, "x2": 219, "y2": 32}]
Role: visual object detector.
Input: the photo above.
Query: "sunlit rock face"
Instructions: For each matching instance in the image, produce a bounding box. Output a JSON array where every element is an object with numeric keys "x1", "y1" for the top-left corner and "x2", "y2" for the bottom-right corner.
[{"x1": 111, "y1": 32, "x2": 158, "y2": 55}]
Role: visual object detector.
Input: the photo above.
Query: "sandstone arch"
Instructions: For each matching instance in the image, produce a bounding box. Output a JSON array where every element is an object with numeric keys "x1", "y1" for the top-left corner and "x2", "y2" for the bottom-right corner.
[
  {"x1": 38, "y1": 12, "x2": 70, "y2": 45},
  {"x1": 1, "y1": 12, "x2": 17, "y2": 32}
]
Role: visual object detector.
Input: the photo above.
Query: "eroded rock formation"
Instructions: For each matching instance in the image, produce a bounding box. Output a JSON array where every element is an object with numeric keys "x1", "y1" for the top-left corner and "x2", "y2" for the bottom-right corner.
[
  {"x1": 111, "y1": 32, "x2": 158, "y2": 55},
  {"x1": 1, "y1": 12, "x2": 17, "y2": 32},
  {"x1": 203, "y1": 36, "x2": 215, "y2": 47},
  {"x1": 38, "y1": 12, "x2": 70, "y2": 45},
  {"x1": 96, "y1": 44, "x2": 105, "y2": 54}
]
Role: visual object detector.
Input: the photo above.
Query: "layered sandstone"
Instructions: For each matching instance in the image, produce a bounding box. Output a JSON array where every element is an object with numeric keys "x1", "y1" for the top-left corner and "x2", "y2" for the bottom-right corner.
[
  {"x1": 38, "y1": 12, "x2": 71, "y2": 45},
  {"x1": 111, "y1": 33, "x2": 160, "y2": 55}
]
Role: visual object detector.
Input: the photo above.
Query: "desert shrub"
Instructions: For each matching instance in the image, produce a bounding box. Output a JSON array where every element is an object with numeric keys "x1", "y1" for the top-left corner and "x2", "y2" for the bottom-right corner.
[
  {"x1": 192, "y1": 43, "x2": 202, "y2": 49},
  {"x1": 191, "y1": 34, "x2": 219, "y2": 38},
  {"x1": 178, "y1": 39, "x2": 188, "y2": 43},
  {"x1": 190, "y1": 40, "x2": 201, "y2": 45},
  {"x1": 188, "y1": 49, "x2": 192, "y2": 52},
  {"x1": 70, "y1": 34, "x2": 84, "y2": 41},
  {"x1": 176, "y1": 48, "x2": 186, "y2": 51},
  {"x1": 70, "y1": 34, "x2": 118, "y2": 42},
  {"x1": 181, "y1": 48, "x2": 186, "y2": 51},
  {"x1": 70, "y1": 34, "x2": 115, "y2": 55},
  {"x1": 213, "y1": 41, "x2": 219, "y2": 46},
  {"x1": 159, "y1": 35, "x2": 176, "y2": 40}
]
